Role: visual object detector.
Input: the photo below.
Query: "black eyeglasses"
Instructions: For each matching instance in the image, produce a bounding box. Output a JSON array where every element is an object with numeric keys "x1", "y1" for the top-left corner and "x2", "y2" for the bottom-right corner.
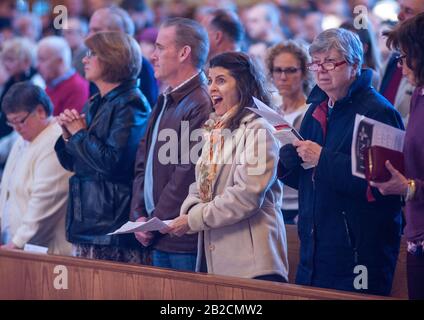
[
  {"x1": 272, "y1": 67, "x2": 301, "y2": 76},
  {"x1": 307, "y1": 60, "x2": 347, "y2": 71},
  {"x1": 6, "y1": 111, "x2": 34, "y2": 127},
  {"x1": 397, "y1": 54, "x2": 407, "y2": 66}
]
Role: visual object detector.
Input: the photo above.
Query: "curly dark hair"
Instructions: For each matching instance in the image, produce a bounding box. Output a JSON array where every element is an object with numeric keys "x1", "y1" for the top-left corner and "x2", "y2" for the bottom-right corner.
[
  {"x1": 209, "y1": 51, "x2": 272, "y2": 130},
  {"x1": 266, "y1": 40, "x2": 313, "y2": 95},
  {"x1": 385, "y1": 12, "x2": 424, "y2": 86}
]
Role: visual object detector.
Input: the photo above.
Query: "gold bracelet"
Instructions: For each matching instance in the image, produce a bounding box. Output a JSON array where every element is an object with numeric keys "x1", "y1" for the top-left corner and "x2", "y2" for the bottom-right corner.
[{"x1": 406, "y1": 179, "x2": 416, "y2": 201}]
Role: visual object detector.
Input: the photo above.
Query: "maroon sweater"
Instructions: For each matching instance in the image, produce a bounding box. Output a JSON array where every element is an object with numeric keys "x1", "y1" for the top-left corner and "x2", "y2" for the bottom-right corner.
[
  {"x1": 404, "y1": 86, "x2": 424, "y2": 241},
  {"x1": 46, "y1": 72, "x2": 89, "y2": 116}
]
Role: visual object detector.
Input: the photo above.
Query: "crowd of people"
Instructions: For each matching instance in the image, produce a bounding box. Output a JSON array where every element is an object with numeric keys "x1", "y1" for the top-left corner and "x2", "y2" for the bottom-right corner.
[{"x1": 0, "y1": 0, "x2": 423, "y2": 300}]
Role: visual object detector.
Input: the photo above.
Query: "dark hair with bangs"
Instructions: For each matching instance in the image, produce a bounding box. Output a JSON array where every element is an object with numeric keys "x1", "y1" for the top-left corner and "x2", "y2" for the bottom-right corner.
[
  {"x1": 2, "y1": 81, "x2": 53, "y2": 116},
  {"x1": 209, "y1": 51, "x2": 271, "y2": 130},
  {"x1": 385, "y1": 12, "x2": 424, "y2": 86}
]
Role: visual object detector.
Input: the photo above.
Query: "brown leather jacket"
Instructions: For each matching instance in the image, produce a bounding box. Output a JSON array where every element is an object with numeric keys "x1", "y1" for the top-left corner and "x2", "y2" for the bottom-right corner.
[{"x1": 131, "y1": 72, "x2": 213, "y2": 253}]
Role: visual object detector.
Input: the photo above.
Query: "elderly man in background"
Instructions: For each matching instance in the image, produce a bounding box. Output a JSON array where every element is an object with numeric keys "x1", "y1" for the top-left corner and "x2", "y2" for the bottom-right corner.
[
  {"x1": 62, "y1": 17, "x2": 89, "y2": 78},
  {"x1": 37, "y1": 36, "x2": 89, "y2": 116}
]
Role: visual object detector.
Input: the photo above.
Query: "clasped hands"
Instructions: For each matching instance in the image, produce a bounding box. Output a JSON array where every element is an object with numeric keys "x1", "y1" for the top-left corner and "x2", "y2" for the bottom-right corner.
[{"x1": 57, "y1": 109, "x2": 87, "y2": 140}]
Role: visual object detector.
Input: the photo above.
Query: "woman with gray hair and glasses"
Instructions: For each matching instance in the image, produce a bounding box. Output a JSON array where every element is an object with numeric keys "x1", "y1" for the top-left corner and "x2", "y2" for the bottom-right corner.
[{"x1": 278, "y1": 28, "x2": 404, "y2": 295}]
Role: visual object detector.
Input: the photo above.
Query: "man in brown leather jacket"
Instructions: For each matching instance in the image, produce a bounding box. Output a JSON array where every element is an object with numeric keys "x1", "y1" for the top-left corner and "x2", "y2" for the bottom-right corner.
[{"x1": 131, "y1": 17, "x2": 213, "y2": 271}]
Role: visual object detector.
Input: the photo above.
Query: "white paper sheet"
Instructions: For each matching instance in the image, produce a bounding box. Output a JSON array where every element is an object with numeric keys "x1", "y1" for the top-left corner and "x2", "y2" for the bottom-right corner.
[
  {"x1": 351, "y1": 114, "x2": 405, "y2": 179},
  {"x1": 107, "y1": 217, "x2": 173, "y2": 235},
  {"x1": 24, "y1": 243, "x2": 48, "y2": 254},
  {"x1": 249, "y1": 97, "x2": 313, "y2": 169},
  {"x1": 248, "y1": 96, "x2": 289, "y2": 127}
]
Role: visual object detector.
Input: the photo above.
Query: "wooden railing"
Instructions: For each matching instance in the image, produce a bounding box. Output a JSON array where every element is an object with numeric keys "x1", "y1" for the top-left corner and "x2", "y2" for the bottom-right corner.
[{"x1": 0, "y1": 247, "x2": 399, "y2": 300}]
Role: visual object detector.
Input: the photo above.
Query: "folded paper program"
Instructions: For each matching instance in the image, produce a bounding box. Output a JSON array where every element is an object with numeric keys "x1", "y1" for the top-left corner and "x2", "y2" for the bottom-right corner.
[
  {"x1": 249, "y1": 97, "x2": 312, "y2": 169},
  {"x1": 248, "y1": 97, "x2": 304, "y2": 144},
  {"x1": 107, "y1": 217, "x2": 172, "y2": 235}
]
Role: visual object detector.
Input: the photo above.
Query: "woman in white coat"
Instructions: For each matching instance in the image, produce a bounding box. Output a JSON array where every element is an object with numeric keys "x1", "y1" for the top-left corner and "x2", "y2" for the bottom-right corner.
[{"x1": 166, "y1": 52, "x2": 289, "y2": 282}]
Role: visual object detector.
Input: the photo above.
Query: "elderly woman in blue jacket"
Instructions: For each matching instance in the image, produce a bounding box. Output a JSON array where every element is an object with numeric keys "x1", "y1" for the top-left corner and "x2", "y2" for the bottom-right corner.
[{"x1": 279, "y1": 28, "x2": 404, "y2": 296}]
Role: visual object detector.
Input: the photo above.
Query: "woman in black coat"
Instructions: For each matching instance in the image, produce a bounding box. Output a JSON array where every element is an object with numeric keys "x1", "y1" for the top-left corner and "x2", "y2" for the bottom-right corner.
[{"x1": 55, "y1": 31, "x2": 151, "y2": 263}]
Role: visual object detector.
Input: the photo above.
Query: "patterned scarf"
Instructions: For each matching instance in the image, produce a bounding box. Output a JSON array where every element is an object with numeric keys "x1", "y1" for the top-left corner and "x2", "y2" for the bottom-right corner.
[{"x1": 198, "y1": 106, "x2": 239, "y2": 202}]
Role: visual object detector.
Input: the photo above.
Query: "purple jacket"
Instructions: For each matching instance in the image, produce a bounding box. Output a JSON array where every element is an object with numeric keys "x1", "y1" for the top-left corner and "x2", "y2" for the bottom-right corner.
[{"x1": 404, "y1": 86, "x2": 424, "y2": 241}]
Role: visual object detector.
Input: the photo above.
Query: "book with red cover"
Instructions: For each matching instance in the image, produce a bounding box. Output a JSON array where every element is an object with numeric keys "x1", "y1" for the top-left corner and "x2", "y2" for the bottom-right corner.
[{"x1": 364, "y1": 145, "x2": 405, "y2": 182}]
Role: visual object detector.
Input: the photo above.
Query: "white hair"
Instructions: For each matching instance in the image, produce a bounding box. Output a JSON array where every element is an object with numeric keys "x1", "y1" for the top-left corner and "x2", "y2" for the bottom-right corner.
[
  {"x1": 37, "y1": 36, "x2": 72, "y2": 69},
  {"x1": 1, "y1": 37, "x2": 37, "y2": 66}
]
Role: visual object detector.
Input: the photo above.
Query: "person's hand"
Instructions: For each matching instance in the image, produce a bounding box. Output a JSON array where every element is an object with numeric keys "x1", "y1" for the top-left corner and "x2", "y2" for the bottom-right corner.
[
  {"x1": 369, "y1": 160, "x2": 408, "y2": 196},
  {"x1": 65, "y1": 117, "x2": 86, "y2": 135},
  {"x1": 279, "y1": 144, "x2": 302, "y2": 170},
  {"x1": 0, "y1": 242, "x2": 19, "y2": 250},
  {"x1": 134, "y1": 217, "x2": 154, "y2": 247},
  {"x1": 58, "y1": 109, "x2": 86, "y2": 136},
  {"x1": 56, "y1": 115, "x2": 72, "y2": 139},
  {"x1": 59, "y1": 109, "x2": 81, "y2": 124},
  {"x1": 293, "y1": 140, "x2": 322, "y2": 166},
  {"x1": 166, "y1": 215, "x2": 191, "y2": 237}
]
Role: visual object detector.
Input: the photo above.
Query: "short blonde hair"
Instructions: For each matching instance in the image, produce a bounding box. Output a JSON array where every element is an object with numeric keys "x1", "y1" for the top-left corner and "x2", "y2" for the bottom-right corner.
[{"x1": 85, "y1": 31, "x2": 141, "y2": 83}]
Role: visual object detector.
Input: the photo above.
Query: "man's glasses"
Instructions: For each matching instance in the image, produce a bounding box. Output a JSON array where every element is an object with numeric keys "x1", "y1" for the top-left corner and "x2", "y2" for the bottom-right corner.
[
  {"x1": 272, "y1": 67, "x2": 301, "y2": 76},
  {"x1": 307, "y1": 60, "x2": 347, "y2": 71},
  {"x1": 6, "y1": 111, "x2": 34, "y2": 127},
  {"x1": 397, "y1": 54, "x2": 407, "y2": 66}
]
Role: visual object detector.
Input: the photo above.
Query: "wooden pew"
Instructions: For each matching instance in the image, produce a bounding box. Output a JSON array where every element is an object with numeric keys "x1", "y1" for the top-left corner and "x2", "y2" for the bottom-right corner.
[
  {"x1": 285, "y1": 224, "x2": 408, "y2": 299},
  {"x1": 0, "y1": 249, "x2": 392, "y2": 300}
]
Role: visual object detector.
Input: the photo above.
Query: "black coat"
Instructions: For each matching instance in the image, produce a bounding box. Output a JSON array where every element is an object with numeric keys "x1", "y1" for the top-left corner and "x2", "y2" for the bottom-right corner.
[{"x1": 55, "y1": 80, "x2": 151, "y2": 247}]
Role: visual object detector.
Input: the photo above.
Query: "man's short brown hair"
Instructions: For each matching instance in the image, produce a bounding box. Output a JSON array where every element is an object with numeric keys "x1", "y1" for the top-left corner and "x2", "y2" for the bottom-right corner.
[{"x1": 85, "y1": 31, "x2": 141, "y2": 83}]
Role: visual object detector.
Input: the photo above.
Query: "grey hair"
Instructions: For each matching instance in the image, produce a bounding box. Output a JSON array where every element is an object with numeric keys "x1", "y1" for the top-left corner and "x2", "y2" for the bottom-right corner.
[
  {"x1": 309, "y1": 28, "x2": 363, "y2": 73},
  {"x1": 162, "y1": 18, "x2": 209, "y2": 70},
  {"x1": 102, "y1": 6, "x2": 135, "y2": 36},
  {"x1": 37, "y1": 36, "x2": 72, "y2": 69},
  {"x1": 1, "y1": 37, "x2": 36, "y2": 66}
]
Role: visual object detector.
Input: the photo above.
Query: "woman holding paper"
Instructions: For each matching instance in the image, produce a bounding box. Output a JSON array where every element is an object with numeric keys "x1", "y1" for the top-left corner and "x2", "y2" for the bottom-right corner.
[
  {"x1": 266, "y1": 40, "x2": 313, "y2": 224},
  {"x1": 278, "y1": 28, "x2": 404, "y2": 296},
  {"x1": 54, "y1": 32, "x2": 151, "y2": 263},
  {"x1": 164, "y1": 52, "x2": 289, "y2": 282},
  {"x1": 371, "y1": 13, "x2": 424, "y2": 300}
]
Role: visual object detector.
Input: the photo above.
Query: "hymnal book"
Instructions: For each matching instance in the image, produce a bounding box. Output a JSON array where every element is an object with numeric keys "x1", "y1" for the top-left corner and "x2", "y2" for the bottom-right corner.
[
  {"x1": 351, "y1": 114, "x2": 405, "y2": 179},
  {"x1": 364, "y1": 145, "x2": 405, "y2": 182}
]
